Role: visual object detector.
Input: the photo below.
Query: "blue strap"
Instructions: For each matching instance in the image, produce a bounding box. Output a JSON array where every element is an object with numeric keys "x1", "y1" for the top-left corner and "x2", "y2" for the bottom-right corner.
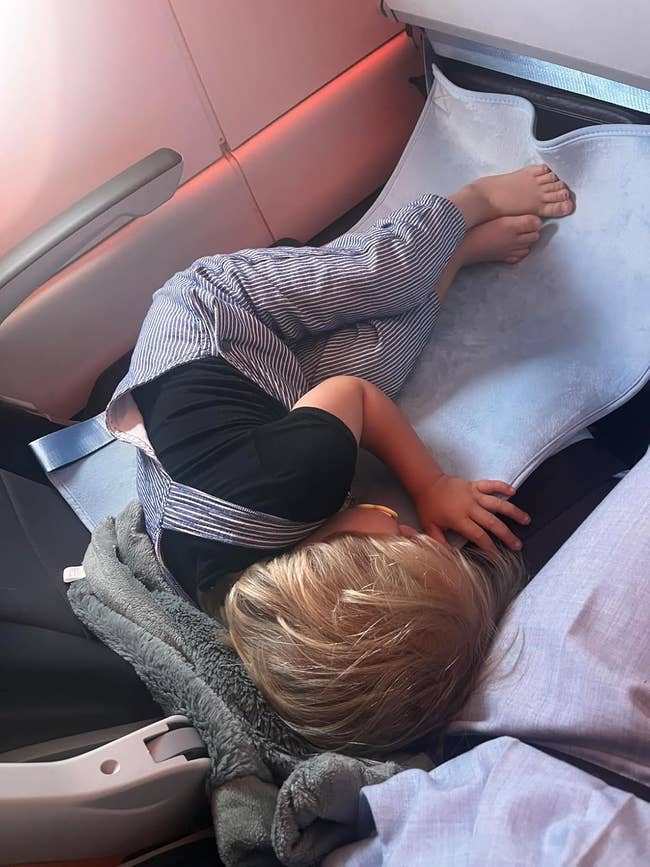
[{"x1": 30, "y1": 413, "x2": 115, "y2": 473}]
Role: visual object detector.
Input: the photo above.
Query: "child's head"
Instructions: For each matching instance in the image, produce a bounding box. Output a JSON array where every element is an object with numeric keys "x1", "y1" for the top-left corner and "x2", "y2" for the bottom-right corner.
[{"x1": 224, "y1": 534, "x2": 524, "y2": 756}]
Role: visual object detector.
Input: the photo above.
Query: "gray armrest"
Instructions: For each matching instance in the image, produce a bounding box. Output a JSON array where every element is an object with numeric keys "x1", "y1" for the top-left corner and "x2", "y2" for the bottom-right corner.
[
  {"x1": 0, "y1": 715, "x2": 209, "y2": 863},
  {"x1": 0, "y1": 147, "x2": 183, "y2": 324}
]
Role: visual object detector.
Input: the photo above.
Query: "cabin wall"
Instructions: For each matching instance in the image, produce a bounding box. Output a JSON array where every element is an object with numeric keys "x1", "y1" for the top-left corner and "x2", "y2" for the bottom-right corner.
[
  {"x1": 2, "y1": 0, "x2": 402, "y2": 257},
  {"x1": 0, "y1": 0, "x2": 424, "y2": 417}
]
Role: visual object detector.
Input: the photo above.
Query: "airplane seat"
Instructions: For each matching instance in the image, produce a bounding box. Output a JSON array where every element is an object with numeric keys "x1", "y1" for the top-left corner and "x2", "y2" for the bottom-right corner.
[
  {"x1": 0, "y1": 404, "x2": 162, "y2": 756},
  {"x1": 1, "y1": 6, "x2": 649, "y2": 859},
  {"x1": 0, "y1": 351, "x2": 609, "y2": 759},
  {"x1": 0, "y1": 394, "x2": 638, "y2": 760}
]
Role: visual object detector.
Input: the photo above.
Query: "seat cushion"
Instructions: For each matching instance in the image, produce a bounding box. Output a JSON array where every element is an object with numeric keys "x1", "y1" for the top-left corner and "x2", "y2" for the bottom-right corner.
[
  {"x1": 0, "y1": 468, "x2": 90, "y2": 636},
  {"x1": 0, "y1": 621, "x2": 162, "y2": 752},
  {"x1": 0, "y1": 468, "x2": 161, "y2": 751}
]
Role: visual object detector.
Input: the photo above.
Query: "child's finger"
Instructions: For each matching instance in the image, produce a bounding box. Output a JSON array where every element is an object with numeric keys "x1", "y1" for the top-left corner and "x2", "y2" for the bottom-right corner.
[
  {"x1": 475, "y1": 480, "x2": 517, "y2": 497},
  {"x1": 478, "y1": 494, "x2": 531, "y2": 525},
  {"x1": 458, "y1": 519, "x2": 499, "y2": 555},
  {"x1": 425, "y1": 524, "x2": 451, "y2": 548},
  {"x1": 472, "y1": 507, "x2": 522, "y2": 551}
]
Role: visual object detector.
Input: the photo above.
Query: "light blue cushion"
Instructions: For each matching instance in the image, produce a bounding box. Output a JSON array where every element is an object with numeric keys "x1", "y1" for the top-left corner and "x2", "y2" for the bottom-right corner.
[{"x1": 352, "y1": 64, "x2": 649, "y2": 518}]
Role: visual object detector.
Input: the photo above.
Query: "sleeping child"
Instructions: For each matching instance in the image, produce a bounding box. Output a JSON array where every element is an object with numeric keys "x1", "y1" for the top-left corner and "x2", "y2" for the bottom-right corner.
[{"x1": 106, "y1": 164, "x2": 574, "y2": 754}]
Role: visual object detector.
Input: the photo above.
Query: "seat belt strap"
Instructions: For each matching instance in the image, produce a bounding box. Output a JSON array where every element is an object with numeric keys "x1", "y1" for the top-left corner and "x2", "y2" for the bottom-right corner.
[{"x1": 30, "y1": 413, "x2": 115, "y2": 472}]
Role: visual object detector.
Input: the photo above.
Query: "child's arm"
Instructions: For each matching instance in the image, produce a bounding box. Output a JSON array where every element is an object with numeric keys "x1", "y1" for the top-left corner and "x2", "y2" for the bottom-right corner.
[{"x1": 293, "y1": 375, "x2": 530, "y2": 553}]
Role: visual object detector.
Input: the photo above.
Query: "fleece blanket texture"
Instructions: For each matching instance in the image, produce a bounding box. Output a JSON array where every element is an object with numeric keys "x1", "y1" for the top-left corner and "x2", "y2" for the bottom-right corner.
[{"x1": 68, "y1": 501, "x2": 431, "y2": 867}]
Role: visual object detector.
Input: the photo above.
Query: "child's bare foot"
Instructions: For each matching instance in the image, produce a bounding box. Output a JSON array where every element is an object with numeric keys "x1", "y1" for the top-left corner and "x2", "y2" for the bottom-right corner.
[
  {"x1": 450, "y1": 165, "x2": 573, "y2": 228},
  {"x1": 434, "y1": 215, "x2": 542, "y2": 300},
  {"x1": 460, "y1": 214, "x2": 543, "y2": 266}
]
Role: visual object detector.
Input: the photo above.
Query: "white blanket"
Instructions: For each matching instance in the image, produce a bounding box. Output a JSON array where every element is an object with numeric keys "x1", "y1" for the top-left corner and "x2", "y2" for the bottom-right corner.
[{"x1": 352, "y1": 64, "x2": 649, "y2": 519}]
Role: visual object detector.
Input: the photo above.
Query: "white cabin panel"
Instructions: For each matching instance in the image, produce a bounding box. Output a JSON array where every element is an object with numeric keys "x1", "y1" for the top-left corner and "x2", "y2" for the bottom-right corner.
[
  {"x1": 170, "y1": 0, "x2": 403, "y2": 148},
  {"x1": 1, "y1": 0, "x2": 223, "y2": 257},
  {"x1": 0, "y1": 157, "x2": 273, "y2": 418},
  {"x1": 234, "y1": 33, "x2": 424, "y2": 242}
]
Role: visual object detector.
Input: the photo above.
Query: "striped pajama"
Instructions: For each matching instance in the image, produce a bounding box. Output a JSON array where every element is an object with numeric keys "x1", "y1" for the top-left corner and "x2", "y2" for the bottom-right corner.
[{"x1": 106, "y1": 194, "x2": 466, "y2": 588}]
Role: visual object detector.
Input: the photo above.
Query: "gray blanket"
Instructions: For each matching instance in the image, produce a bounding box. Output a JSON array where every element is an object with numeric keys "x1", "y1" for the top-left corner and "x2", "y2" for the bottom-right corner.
[{"x1": 68, "y1": 501, "x2": 429, "y2": 866}]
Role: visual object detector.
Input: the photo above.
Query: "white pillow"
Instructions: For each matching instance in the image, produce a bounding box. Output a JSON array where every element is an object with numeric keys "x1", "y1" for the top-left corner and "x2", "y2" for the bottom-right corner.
[{"x1": 450, "y1": 450, "x2": 650, "y2": 785}]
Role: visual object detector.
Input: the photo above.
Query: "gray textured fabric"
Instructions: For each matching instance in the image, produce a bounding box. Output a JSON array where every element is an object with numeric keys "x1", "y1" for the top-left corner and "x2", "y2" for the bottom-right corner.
[
  {"x1": 36, "y1": 64, "x2": 649, "y2": 531},
  {"x1": 324, "y1": 737, "x2": 650, "y2": 867},
  {"x1": 68, "y1": 501, "x2": 426, "y2": 867},
  {"x1": 451, "y1": 449, "x2": 650, "y2": 784}
]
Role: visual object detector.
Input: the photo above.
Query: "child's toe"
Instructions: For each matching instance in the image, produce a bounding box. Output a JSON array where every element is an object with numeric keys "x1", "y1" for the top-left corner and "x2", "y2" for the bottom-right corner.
[
  {"x1": 540, "y1": 179, "x2": 565, "y2": 192},
  {"x1": 541, "y1": 200, "x2": 574, "y2": 218},
  {"x1": 543, "y1": 189, "x2": 571, "y2": 203},
  {"x1": 515, "y1": 215, "x2": 542, "y2": 232}
]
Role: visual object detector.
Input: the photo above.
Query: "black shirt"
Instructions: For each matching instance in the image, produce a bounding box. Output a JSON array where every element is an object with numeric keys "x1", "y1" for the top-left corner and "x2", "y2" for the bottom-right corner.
[{"x1": 133, "y1": 356, "x2": 357, "y2": 598}]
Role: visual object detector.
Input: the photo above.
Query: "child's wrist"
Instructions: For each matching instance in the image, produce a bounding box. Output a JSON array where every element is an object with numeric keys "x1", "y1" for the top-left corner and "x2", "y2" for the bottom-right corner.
[{"x1": 410, "y1": 470, "x2": 447, "y2": 503}]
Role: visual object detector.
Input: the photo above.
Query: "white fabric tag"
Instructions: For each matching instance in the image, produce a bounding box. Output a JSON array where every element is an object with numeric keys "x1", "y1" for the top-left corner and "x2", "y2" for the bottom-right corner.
[{"x1": 63, "y1": 565, "x2": 86, "y2": 583}]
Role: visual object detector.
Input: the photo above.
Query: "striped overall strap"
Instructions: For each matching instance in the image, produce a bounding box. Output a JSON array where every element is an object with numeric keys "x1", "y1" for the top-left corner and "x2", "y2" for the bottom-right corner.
[{"x1": 139, "y1": 451, "x2": 327, "y2": 551}]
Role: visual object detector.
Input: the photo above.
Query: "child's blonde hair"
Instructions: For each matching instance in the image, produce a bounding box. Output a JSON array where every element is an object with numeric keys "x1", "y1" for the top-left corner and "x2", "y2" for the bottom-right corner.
[{"x1": 224, "y1": 534, "x2": 524, "y2": 755}]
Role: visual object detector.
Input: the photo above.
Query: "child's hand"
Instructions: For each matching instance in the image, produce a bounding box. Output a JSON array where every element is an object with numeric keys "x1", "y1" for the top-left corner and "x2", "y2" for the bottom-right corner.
[{"x1": 414, "y1": 475, "x2": 530, "y2": 553}]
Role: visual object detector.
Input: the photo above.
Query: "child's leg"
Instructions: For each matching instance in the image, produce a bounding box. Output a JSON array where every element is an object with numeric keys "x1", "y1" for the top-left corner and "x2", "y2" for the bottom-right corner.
[
  {"x1": 195, "y1": 167, "x2": 571, "y2": 349},
  {"x1": 297, "y1": 303, "x2": 439, "y2": 400},
  {"x1": 434, "y1": 214, "x2": 543, "y2": 300},
  {"x1": 196, "y1": 196, "x2": 465, "y2": 350},
  {"x1": 297, "y1": 213, "x2": 544, "y2": 396}
]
